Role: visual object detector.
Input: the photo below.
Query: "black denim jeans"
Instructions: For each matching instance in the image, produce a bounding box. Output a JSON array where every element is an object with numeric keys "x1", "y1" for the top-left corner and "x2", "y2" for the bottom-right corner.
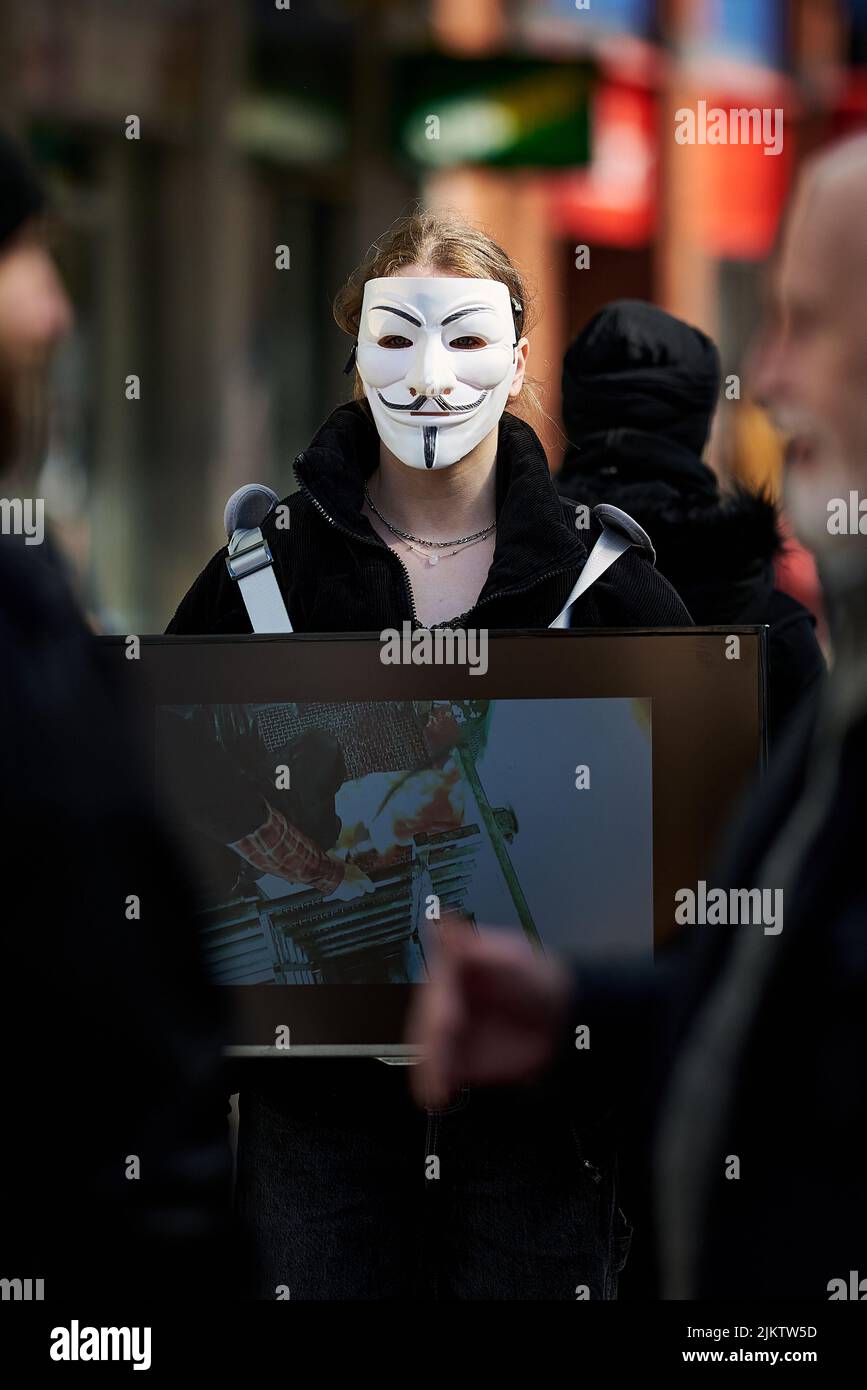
[{"x1": 234, "y1": 1060, "x2": 631, "y2": 1300}]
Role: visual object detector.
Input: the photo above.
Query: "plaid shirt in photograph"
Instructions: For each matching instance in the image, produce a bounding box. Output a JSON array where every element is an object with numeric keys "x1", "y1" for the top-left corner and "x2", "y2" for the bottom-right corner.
[{"x1": 229, "y1": 800, "x2": 343, "y2": 896}]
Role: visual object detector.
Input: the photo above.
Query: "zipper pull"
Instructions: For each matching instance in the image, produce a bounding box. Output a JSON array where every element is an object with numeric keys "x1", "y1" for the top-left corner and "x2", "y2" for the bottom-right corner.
[{"x1": 582, "y1": 1158, "x2": 604, "y2": 1185}]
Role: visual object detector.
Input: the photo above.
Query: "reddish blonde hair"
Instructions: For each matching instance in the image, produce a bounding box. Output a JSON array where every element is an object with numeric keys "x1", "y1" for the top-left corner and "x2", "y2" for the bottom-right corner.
[{"x1": 333, "y1": 206, "x2": 541, "y2": 425}]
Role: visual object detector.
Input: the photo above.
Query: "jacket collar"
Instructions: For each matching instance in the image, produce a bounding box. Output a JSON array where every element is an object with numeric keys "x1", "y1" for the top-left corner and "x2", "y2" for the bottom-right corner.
[{"x1": 293, "y1": 401, "x2": 585, "y2": 600}]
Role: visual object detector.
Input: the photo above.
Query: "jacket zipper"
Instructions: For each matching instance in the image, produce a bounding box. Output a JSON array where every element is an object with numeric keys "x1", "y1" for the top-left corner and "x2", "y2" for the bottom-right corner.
[
  {"x1": 294, "y1": 460, "x2": 422, "y2": 628},
  {"x1": 293, "y1": 454, "x2": 578, "y2": 631},
  {"x1": 582, "y1": 1157, "x2": 604, "y2": 1185}
]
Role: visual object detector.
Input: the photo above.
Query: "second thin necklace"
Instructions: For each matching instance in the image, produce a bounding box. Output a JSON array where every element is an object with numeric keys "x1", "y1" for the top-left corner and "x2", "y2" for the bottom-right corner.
[{"x1": 363, "y1": 482, "x2": 496, "y2": 566}]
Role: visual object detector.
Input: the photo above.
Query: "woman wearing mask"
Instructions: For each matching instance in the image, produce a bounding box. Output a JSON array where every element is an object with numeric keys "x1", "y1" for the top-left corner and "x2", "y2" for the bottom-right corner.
[{"x1": 168, "y1": 209, "x2": 691, "y2": 1299}]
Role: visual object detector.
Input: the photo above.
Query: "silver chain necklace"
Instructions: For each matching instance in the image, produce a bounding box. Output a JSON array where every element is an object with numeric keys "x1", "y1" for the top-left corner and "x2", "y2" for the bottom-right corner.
[
  {"x1": 400, "y1": 530, "x2": 493, "y2": 565},
  {"x1": 363, "y1": 482, "x2": 496, "y2": 552}
]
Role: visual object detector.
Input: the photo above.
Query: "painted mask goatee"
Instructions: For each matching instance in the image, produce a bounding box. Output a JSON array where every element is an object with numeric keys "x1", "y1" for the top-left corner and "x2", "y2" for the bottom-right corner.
[{"x1": 354, "y1": 276, "x2": 521, "y2": 470}]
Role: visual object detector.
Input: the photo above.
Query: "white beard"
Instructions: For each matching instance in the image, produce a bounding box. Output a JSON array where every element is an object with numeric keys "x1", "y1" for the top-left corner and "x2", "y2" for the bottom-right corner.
[
  {"x1": 785, "y1": 459, "x2": 865, "y2": 553},
  {"x1": 784, "y1": 465, "x2": 846, "y2": 558},
  {"x1": 784, "y1": 460, "x2": 867, "y2": 609}
]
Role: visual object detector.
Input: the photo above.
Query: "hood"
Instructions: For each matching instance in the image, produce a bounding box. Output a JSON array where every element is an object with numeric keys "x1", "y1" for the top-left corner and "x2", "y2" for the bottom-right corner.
[{"x1": 562, "y1": 299, "x2": 720, "y2": 460}]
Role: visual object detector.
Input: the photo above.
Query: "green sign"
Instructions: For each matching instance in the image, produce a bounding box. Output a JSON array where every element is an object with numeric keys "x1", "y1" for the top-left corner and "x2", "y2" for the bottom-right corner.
[{"x1": 396, "y1": 56, "x2": 593, "y2": 170}]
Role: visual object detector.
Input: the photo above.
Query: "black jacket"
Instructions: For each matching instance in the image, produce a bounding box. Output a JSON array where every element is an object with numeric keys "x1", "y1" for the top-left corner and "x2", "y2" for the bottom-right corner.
[
  {"x1": 0, "y1": 537, "x2": 235, "y2": 1299},
  {"x1": 168, "y1": 402, "x2": 692, "y2": 637},
  {"x1": 558, "y1": 298, "x2": 824, "y2": 745},
  {"x1": 564, "y1": 677, "x2": 866, "y2": 1299},
  {"x1": 557, "y1": 449, "x2": 824, "y2": 746}
]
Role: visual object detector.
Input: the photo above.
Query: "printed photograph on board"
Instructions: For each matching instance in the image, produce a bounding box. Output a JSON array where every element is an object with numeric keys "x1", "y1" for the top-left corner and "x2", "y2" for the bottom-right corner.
[{"x1": 156, "y1": 697, "x2": 653, "y2": 984}]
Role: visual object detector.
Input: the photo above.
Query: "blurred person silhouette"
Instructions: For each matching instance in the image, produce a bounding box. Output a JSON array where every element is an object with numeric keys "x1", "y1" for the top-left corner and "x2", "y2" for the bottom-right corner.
[
  {"x1": 557, "y1": 301, "x2": 825, "y2": 746},
  {"x1": 411, "y1": 135, "x2": 867, "y2": 1300},
  {"x1": 0, "y1": 126, "x2": 76, "y2": 590},
  {"x1": 0, "y1": 128, "x2": 235, "y2": 1301},
  {"x1": 0, "y1": 135, "x2": 70, "y2": 366}
]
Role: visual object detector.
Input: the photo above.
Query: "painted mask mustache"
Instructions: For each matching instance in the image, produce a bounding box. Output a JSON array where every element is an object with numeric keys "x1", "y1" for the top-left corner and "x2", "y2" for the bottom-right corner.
[{"x1": 375, "y1": 390, "x2": 488, "y2": 416}]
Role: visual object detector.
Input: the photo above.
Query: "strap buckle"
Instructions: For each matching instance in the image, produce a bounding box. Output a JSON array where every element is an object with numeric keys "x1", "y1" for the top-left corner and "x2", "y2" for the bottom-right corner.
[{"x1": 225, "y1": 527, "x2": 274, "y2": 582}]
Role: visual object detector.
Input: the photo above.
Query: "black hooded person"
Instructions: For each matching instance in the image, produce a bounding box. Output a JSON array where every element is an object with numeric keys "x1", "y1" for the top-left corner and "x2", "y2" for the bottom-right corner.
[
  {"x1": 167, "y1": 208, "x2": 692, "y2": 1301},
  {"x1": 557, "y1": 300, "x2": 825, "y2": 745}
]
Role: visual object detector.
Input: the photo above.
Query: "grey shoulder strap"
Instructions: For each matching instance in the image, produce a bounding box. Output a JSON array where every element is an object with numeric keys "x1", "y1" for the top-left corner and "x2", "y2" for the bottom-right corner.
[
  {"x1": 227, "y1": 501, "x2": 653, "y2": 635},
  {"x1": 549, "y1": 504, "x2": 656, "y2": 629},
  {"x1": 226, "y1": 526, "x2": 294, "y2": 633}
]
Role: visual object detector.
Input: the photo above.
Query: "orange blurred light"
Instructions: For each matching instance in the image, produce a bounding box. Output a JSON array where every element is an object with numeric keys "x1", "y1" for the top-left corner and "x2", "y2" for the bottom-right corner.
[{"x1": 431, "y1": 0, "x2": 504, "y2": 56}]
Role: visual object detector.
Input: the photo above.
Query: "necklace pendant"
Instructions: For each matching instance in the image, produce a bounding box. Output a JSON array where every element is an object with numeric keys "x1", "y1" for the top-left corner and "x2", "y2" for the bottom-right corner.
[{"x1": 428, "y1": 552, "x2": 439, "y2": 566}]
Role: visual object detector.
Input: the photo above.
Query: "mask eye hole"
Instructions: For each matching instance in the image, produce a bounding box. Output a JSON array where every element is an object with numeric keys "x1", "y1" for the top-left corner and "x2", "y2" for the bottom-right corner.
[
  {"x1": 448, "y1": 335, "x2": 486, "y2": 350},
  {"x1": 377, "y1": 334, "x2": 413, "y2": 349}
]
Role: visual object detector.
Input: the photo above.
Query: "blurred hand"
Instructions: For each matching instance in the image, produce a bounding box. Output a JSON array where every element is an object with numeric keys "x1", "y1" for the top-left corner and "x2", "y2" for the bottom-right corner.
[
  {"x1": 324, "y1": 853, "x2": 375, "y2": 902},
  {"x1": 408, "y1": 918, "x2": 574, "y2": 1109}
]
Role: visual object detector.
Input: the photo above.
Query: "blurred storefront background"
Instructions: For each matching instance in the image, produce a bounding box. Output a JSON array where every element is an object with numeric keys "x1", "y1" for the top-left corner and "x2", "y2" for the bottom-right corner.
[{"x1": 2, "y1": 0, "x2": 867, "y2": 631}]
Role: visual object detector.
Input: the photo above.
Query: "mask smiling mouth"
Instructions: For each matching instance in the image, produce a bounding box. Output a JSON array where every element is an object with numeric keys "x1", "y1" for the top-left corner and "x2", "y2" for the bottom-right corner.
[{"x1": 376, "y1": 390, "x2": 487, "y2": 417}]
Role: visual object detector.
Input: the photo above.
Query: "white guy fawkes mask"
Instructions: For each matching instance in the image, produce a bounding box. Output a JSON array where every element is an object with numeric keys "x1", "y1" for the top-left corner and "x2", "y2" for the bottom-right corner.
[{"x1": 355, "y1": 276, "x2": 522, "y2": 470}]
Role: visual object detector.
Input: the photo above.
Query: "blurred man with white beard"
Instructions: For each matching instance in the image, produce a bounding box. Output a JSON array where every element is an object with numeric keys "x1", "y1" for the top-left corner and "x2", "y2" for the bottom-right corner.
[
  {"x1": 754, "y1": 137, "x2": 867, "y2": 591},
  {"x1": 410, "y1": 134, "x2": 867, "y2": 1300}
]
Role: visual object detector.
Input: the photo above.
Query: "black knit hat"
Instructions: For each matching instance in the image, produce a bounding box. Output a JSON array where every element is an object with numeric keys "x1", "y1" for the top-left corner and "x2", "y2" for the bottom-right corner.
[{"x1": 0, "y1": 129, "x2": 45, "y2": 250}]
